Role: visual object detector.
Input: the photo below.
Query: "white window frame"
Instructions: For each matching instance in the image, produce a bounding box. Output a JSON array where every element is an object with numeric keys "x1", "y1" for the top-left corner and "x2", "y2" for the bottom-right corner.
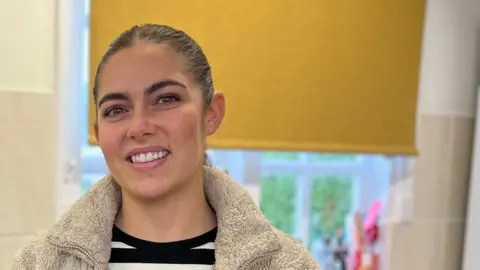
[{"x1": 243, "y1": 151, "x2": 365, "y2": 245}]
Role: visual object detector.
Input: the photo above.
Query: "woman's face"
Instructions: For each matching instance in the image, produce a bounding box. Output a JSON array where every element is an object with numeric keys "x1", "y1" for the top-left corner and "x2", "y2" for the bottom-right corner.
[{"x1": 95, "y1": 43, "x2": 224, "y2": 200}]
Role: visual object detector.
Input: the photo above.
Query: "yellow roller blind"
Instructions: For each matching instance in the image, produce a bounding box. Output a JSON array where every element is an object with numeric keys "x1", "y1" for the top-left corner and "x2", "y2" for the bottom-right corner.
[{"x1": 89, "y1": 1, "x2": 425, "y2": 155}]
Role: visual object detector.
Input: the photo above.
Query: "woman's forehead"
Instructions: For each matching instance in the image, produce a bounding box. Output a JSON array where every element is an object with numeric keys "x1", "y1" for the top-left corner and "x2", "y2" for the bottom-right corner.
[
  {"x1": 98, "y1": 44, "x2": 192, "y2": 93},
  {"x1": 103, "y1": 44, "x2": 184, "y2": 76}
]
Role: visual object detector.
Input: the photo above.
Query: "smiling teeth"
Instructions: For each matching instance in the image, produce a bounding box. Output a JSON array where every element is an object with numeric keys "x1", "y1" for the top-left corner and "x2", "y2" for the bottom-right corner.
[{"x1": 131, "y1": 151, "x2": 169, "y2": 163}]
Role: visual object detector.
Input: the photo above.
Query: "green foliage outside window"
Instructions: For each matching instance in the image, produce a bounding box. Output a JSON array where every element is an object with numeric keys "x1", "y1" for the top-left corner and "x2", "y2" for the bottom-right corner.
[
  {"x1": 259, "y1": 174, "x2": 297, "y2": 235},
  {"x1": 308, "y1": 174, "x2": 353, "y2": 248},
  {"x1": 262, "y1": 151, "x2": 300, "y2": 161}
]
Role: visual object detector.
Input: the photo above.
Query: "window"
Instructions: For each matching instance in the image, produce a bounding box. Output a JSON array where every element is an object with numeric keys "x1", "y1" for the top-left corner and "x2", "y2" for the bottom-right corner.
[
  {"x1": 308, "y1": 174, "x2": 353, "y2": 249},
  {"x1": 260, "y1": 174, "x2": 298, "y2": 235},
  {"x1": 254, "y1": 151, "x2": 390, "y2": 268}
]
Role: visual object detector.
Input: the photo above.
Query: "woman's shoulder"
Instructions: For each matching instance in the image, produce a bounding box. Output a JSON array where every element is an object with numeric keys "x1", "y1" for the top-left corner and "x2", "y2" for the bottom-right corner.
[
  {"x1": 270, "y1": 228, "x2": 322, "y2": 270},
  {"x1": 11, "y1": 229, "x2": 59, "y2": 269}
]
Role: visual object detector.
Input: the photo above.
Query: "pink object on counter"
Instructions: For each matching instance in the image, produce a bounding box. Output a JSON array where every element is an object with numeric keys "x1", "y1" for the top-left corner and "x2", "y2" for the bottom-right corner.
[
  {"x1": 352, "y1": 200, "x2": 383, "y2": 270},
  {"x1": 353, "y1": 251, "x2": 379, "y2": 270},
  {"x1": 364, "y1": 200, "x2": 382, "y2": 228}
]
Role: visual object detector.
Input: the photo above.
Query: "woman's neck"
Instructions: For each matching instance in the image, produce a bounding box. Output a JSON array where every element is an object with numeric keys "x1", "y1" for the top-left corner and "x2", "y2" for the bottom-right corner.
[{"x1": 115, "y1": 173, "x2": 217, "y2": 243}]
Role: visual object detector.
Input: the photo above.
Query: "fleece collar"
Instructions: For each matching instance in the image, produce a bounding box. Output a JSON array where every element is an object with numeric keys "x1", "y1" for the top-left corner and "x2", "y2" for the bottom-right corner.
[{"x1": 46, "y1": 167, "x2": 280, "y2": 268}]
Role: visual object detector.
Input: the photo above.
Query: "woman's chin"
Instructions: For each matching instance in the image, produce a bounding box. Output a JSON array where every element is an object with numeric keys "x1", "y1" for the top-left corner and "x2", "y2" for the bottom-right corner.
[{"x1": 128, "y1": 178, "x2": 173, "y2": 200}]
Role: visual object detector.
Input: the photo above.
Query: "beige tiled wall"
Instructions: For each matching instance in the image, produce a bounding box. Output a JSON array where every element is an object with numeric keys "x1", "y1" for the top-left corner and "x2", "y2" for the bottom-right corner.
[
  {"x1": 385, "y1": 114, "x2": 474, "y2": 270},
  {"x1": 0, "y1": 91, "x2": 56, "y2": 268}
]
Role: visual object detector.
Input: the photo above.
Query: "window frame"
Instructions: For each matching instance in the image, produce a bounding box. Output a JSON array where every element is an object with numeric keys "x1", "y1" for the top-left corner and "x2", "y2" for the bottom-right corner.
[{"x1": 253, "y1": 151, "x2": 364, "y2": 244}]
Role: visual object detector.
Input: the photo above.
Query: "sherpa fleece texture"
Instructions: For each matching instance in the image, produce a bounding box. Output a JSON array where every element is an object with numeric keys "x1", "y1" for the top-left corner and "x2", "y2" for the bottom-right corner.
[{"x1": 12, "y1": 167, "x2": 321, "y2": 270}]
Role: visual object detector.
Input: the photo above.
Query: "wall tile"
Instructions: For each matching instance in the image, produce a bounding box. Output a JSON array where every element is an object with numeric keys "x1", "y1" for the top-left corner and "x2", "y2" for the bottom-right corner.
[
  {"x1": 439, "y1": 222, "x2": 465, "y2": 270},
  {"x1": 0, "y1": 92, "x2": 55, "y2": 234},
  {"x1": 414, "y1": 115, "x2": 453, "y2": 220},
  {"x1": 444, "y1": 117, "x2": 475, "y2": 219},
  {"x1": 387, "y1": 222, "x2": 445, "y2": 270},
  {"x1": 0, "y1": 0, "x2": 55, "y2": 93},
  {"x1": 386, "y1": 114, "x2": 473, "y2": 270}
]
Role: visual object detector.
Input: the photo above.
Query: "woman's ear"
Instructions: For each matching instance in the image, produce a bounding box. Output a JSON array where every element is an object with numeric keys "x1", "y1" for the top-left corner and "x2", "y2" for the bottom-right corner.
[{"x1": 205, "y1": 92, "x2": 225, "y2": 135}]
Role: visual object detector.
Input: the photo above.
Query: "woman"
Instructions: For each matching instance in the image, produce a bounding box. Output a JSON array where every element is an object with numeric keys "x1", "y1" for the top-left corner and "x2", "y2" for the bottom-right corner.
[{"x1": 13, "y1": 24, "x2": 320, "y2": 269}]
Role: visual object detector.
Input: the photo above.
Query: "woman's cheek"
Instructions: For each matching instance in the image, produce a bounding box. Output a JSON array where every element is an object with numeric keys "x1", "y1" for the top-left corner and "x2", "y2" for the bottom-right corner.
[{"x1": 161, "y1": 108, "x2": 201, "y2": 142}]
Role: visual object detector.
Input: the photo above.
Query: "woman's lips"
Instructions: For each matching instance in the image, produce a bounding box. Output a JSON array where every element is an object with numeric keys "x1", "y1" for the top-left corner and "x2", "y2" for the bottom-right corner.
[{"x1": 127, "y1": 151, "x2": 170, "y2": 172}]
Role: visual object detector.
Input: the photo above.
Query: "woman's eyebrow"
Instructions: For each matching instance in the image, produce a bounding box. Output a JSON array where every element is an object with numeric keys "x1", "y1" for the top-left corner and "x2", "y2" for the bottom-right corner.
[{"x1": 145, "y1": 79, "x2": 187, "y2": 95}]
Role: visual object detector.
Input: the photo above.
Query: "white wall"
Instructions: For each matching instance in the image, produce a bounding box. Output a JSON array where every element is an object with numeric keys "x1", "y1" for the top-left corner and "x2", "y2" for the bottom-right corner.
[
  {"x1": 0, "y1": 0, "x2": 55, "y2": 94},
  {"x1": 417, "y1": 0, "x2": 480, "y2": 117},
  {"x1": 384, "y1": 0, "x2": 480, "y2": 268},
  {"x1": 0, "y1": 0, "x2": 57, "y2": 268},
  {"x1": 0, "y1": 0, "x2": 91, "y2": 267},
  {"x1": 464, "y1": 87, "x2": 480, "y2": 270},
  {"x1": 418, "y1": 1, "x2": 480, "y2": 269}
]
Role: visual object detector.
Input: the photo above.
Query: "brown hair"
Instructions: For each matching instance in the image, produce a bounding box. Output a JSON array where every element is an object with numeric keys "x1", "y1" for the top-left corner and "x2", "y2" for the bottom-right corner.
[
  {"x1": 93, "y1": 24, "x2": 214, "y2": 107},
  {"x1": 93, "y1": 24, "x2": 214, "y2": 166}
]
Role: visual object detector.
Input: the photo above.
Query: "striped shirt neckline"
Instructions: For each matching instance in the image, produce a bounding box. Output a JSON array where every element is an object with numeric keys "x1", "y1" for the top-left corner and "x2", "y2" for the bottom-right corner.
[{"x1": 109, "y1": 225, "x2": 217, "y2": 269}]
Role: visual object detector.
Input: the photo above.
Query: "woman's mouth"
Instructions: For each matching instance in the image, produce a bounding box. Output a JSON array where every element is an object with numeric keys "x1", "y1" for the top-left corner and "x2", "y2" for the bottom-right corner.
[
  {"x1": 129, "y1": 151, "x2": 170, "y2": 163},
  {"x1": 127, "y1": 150, "x2": 170, "y2": 171}
]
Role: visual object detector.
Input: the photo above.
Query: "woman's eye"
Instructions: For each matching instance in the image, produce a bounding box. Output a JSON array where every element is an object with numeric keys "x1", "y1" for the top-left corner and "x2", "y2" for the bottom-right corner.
[
  {"x1": 103, "y1": 107, "x2": 126, "y2": 117},
  {"x1": 156, "y1": 95, "x2": 179, "y2": 104}
]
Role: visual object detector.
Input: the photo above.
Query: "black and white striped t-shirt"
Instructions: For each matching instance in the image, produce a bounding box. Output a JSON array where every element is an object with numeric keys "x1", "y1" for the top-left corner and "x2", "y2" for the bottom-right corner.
[{"x1": 108, "y1": 225, "x2": 216, "y2": 269}]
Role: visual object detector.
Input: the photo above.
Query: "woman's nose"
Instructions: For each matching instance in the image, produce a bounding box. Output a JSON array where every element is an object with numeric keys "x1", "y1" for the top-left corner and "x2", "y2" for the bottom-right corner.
[{"x1": 126, "y1": 112, "x2": 154, "y2": 139}]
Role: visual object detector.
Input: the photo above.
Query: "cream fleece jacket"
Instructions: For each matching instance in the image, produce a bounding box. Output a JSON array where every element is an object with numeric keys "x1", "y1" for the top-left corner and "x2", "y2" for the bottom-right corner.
[{"x1": 12, "y1": 167, "x2": 320, "y2": 269}]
